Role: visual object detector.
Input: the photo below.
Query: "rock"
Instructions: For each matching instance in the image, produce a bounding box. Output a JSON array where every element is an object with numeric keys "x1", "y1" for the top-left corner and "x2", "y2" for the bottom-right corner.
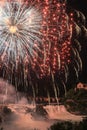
[
  {"x1": 2, "y1": 106, "x2": 12, "y2": 115},
  {"x1": 35, "y1": 105, "x2": 47, "y2": 116},
  {"x1": 0, "y1": 116, "x2": 2, "y2": 123}
]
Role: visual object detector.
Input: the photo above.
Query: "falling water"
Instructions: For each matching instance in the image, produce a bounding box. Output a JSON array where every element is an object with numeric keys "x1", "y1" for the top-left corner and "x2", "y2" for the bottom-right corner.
[
  {"x1": 0, "y1": 79, "x2": 83, "y2": 130},
  {"x1": 0, "y1": 104, "x2": 83, "y2": 130}
]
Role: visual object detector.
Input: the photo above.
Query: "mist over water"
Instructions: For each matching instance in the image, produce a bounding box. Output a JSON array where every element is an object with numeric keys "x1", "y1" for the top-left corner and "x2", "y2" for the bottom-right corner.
[
  {"x1": 1, "y1": 104, "x2": 53, "y2": 130},
  {"x1": 1, "y1": 104, "x2": 83, "y2": 130},
  {"x1": 0, "y1": 78, "x2": 17, "y2": 104},
  {"x1": 0, "y1": 79, "x2": 83, "y2": 130}
]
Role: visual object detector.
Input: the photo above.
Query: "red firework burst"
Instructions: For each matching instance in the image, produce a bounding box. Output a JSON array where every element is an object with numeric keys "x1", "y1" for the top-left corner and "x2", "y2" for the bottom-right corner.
[{"x1": 0, "y1": 0, "x2": 75, "y2": 89}]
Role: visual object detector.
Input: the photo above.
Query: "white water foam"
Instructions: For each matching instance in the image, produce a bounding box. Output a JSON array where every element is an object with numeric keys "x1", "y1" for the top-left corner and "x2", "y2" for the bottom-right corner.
[
  {"x1": 0, "y1": 104, "x2": 83, "y2": 130},
  {"x1": 0, "y1": 79, "x2": 83, "y2": 130}
]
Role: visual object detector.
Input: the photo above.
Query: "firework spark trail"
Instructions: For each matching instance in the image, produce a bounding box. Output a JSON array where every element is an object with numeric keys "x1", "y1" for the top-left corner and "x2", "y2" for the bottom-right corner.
[
  {"x1": 0, "y1": 1, "x2": 42, "y2": 66},
  {"x1": 0, "y1": 0, "x2": 83, "y2": 97}
]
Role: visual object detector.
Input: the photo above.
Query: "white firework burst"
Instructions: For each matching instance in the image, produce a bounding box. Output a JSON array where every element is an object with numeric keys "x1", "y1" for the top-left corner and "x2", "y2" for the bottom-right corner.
[{"x1": 0, "y1": 2, "x2": 42, "y2": 66}]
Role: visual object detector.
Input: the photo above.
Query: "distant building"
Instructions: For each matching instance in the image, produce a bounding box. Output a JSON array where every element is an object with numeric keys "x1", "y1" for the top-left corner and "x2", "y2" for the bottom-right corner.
[
  {"x1": 77, "y1": 82, "x2": 84, "y2": 89},
  {"x1": 76, "y1": 82, "x2": 87, "y2": 90}
]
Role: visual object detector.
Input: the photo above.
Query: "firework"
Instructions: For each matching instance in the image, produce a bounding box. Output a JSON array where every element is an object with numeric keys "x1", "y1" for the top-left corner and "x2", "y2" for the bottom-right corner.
[
  {"x1": 0, "y1": 0, "x2": 82, "y2": 97},
  {"x1": 0, "y1": 1, "x2": 42, "y2": 65}
]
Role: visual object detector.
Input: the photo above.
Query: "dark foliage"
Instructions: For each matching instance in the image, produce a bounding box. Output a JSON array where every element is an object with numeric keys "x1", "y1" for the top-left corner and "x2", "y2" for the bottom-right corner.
[
  {"x1": 63, "y1": 88, "x2": 87, "y2": 115},
  {"x1": 49, "y1": 117, "x2": 87, "y2": 130}
]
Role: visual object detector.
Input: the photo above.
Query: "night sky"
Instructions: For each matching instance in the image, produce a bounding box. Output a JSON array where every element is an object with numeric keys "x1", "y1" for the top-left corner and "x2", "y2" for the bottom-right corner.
[{"x1": 67, "y1": 0, "x2": 87, "y2": 16}]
